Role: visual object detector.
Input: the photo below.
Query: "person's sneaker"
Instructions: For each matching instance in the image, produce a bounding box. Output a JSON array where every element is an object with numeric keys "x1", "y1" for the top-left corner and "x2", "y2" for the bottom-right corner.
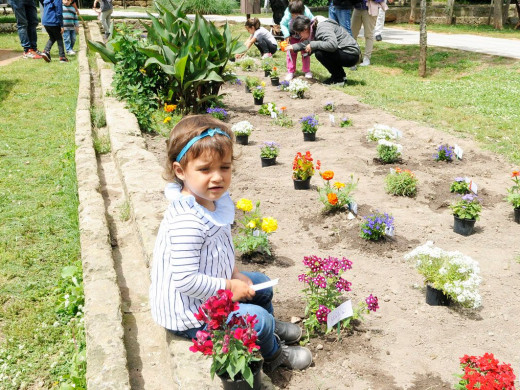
[
  {"x1": 274, "y1": 319, "x2": 302, "y2": 344},
  {"x1": 360, "y1": 57, "x2": 371, "y2": 66},
  {"x1": 264, "y1": 336, "x2": 312, "y2": 372},
  {"x1": 285, "y1": 72, "x2": 294, "y2": 81},
  {"x1": 41, "y1": 51, "x2": 51, "y2": 62},
  {"x1": 262, "y1": 53, "x2": 273, "y2": 59},
  {"x1": 304, "y1": 72, "x2": 313, "y2": 79},
  {"x1": 67, "y1": 50, "x2": 76, "y2": 55},
  {"x1": 375, "y1": 34, "x2": 382, "y2": 41},
  {"x1": 323, "y1": 77, "x2": 345, "y2": 86},
  {"x1": 23, "y1": 50, "x2": 34, "y2": 59},
  {"x1": 59, "y1": 57, "x2": 69, "y2": 63},
  {"x1": 350, "y1": 65, "x2": 358, "y2": 71}
]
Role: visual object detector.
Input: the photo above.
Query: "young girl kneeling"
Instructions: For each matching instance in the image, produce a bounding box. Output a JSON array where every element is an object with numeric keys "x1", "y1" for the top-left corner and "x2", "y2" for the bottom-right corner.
[
  {"x1": 149, "y1": 115, "x2": 312, "y2": 371},
  {"x1": 236, "y1": 18, "x2": 278, "y2": 60}
]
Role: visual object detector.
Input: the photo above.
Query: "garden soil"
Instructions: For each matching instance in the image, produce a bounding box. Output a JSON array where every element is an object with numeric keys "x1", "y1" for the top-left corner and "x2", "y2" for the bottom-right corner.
[{"x1": 144, "y1": 70, "x2": 520, "y2": 390}]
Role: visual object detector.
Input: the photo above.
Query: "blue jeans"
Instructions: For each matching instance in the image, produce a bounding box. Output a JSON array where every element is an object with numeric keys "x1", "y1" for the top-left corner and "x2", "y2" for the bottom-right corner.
[
  {"x1": 329, "y1": 5, "x2": 353, "y2": 36},
  {"x1": 63, "y1": 30, "x2": 76, "y2": 52},
  {"x1": 170, "y1": 272, "x2": 279, "y2": 359},
  {"x1": 11, "y1": 0, "x2": 39, "y2": 51}
]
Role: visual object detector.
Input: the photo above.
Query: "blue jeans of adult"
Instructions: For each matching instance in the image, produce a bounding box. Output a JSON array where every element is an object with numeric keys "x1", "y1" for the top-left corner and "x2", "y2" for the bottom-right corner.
[
  {"x1": 11, "y1": 0, "x2": 39, "y2": 51},
  {"x1": 329, "y1": 4, "x2": 353, "y2": 36},
  {"x1": 63, "y1": 30, "x2": 76, "y2": 52},
  {"x1": 170, "y1": 272, "x2": 279, "y2": 359}
]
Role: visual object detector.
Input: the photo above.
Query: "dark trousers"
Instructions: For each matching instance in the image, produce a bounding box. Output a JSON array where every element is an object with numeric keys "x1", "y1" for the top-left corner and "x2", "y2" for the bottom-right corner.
[
  {"x1": 315, "y1": 49, "x2": 360, "y2": 80},
  {"x1": 254, "y1": 37, "x2": 277, "y2": 56},
  {"x1": 43, "y1": 25, "x2": 66, "y2": 58}
]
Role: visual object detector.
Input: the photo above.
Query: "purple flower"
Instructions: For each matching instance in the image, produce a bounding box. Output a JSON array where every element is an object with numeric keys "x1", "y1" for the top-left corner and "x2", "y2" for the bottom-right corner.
[
  {"x1": 315, "y1": 305, "x2": 331, "y2": 324},
  {"x1": 366, "y1": 294, "x2": 379, "y2": 312},
  {"x1": 335, "y1": 278, "x2": 352, "y2": 292},
  {"x1": 454, "y1": 177, "x2": 465, "y2": 182},
  {"x1": 299, "y1": 115, "x2": 319, "y2": 131},
  {"x1": 312, "y1": 275, "x2": 327, "y2": 288},
  {"x1": 461, "y1": 194, "x2": 475, "y2": 202},
  {"x1": 434, "y1": 144, "x2": 454, "y2": 161},
  {"x1": 206, "y1": 107, "x2": 228, "y2": 118}
]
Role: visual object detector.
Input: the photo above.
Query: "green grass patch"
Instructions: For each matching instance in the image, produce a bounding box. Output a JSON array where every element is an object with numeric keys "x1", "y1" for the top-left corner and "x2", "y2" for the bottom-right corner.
[
  {"x1": 392, "y1": 22, "x2": 520, "y2": 39},
  {"x1": 0, "y1": 32, "x2": 84, "y2": 389}
]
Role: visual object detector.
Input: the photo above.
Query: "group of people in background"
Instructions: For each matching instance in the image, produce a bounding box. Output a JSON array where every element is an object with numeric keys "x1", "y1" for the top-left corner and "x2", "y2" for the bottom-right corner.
[
  {"x1": 240, "y1": 0, "x2": 390, "y2": 86},
  {"x1": 10, "y1": 0, "x2": 112, "y2": 62}
]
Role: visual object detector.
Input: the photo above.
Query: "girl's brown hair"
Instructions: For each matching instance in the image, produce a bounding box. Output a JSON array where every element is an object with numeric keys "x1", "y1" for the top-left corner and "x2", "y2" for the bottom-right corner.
[
  {"x1": 164, "y1": 115, "x2": 235, "y2": 184},
  {"x1": 245, "y1": 17, "x2": 261, "y2": 30},
  {"x1": 288, "y1": 0, "x2": 304, "y2": 14}
]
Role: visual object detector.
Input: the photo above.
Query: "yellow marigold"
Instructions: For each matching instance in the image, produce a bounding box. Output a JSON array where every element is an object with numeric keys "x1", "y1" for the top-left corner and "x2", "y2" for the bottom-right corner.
[
  {"x1": 322, "y1": 170, "x2": 334, "y2": 181},
  {"x1": 165, "y1": 104, "x2": 176, "y2": 113},
  {"x1": 247, "y1": 220, "x2": 256, "y2": 229},
  {"x1": 333, "y1": 181, "x2": 345, "y2": 189},
  {"x1": 236, "y1": 198, "x2": 253, "y2": 212},
  {"x1": 261, "y1": 217, "x2": 278, "y2": 233},
  {"x1": 163, "y1": 116, "x2": 172, "y2": 124},
  {"x1": 327, "y1": 193, "x2": 338, "y2": 205},
  {"x1": 261, "y1": 81, "x2": 266, "y2": 87}
]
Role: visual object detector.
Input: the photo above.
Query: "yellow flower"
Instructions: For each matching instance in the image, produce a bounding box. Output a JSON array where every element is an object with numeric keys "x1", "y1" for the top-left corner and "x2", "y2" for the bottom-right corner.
[
  {"x1": 165, "y1": 104, "x2": 176, "y2": 113},
  {"x1": 261, "y1": 217, "x2": 278, "y2": 233},
  {"x1": 163, "y1": 116, "x2": 172, "y2": 124},
  {"x1": 139, "y1": 68, "x2": 146, "y2": 75},
  {"x1": 333, "y1": 181, "x2": 345, "y2": 189},
  {"x1": 236, "y1": 198, "x2": 253, "y2": 212},
  {"x1": 261, "y1": 81, "x2": 266, "y2": 87},
  {"x1": 247, "y1": 221, "x2": 256, "y2": 229}
]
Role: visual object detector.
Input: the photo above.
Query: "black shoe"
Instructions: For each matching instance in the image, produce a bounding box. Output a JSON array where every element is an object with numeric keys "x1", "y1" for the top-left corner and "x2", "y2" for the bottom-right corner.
[
  {"x1": 264, "y1": 336, "x2": 312, "y2": 372},
  {"x1": 59, "y1": 57, "x2": 69, "y2": 63},
  {"x1": 41, "y1": 51, "x2": 51, "y2": 62},
  {"x1": 375, "y1": 34, "x2": 382, "y2": 41},
  {"x1": 274, "y1": 319, "x2": 302, "y2": 344},
  {"x1": 323, "y1": 77, "x2": 345, "y2": 86}
]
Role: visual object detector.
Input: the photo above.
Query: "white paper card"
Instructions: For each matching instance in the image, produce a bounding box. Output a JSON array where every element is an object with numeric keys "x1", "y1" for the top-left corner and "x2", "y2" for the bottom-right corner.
[
  {"x1": 454, "y1": 144, "x2": 463, "y2": 160},
  {"x1": 329, "y1": 114, "x2": 335, "y2": 126},
  {"x1": 270, "y1": 111, "x2": 278, "y2": 119},
  {"x1": 464, "y1": 177, "x2": 478, "y2": 195},
  {"x1": 253, "y1": 229, "x2": 260, "y2": 237},
  {"x1": 389, "y1": 168, "x2": 396, "y2": 175},
  {"x1": 385, "y1": 225, "x2": 395, "y2": 237},
  {"x1": 251, "y1": 278, "x2": 279, "y2": 292},
  {"x1": 347, "y1": 212, "x2": 355, "y2": 220},
  {"x1": 327, "y1": 300, "x2": 353, "y2": 330},
  {"x1": 349, "y1": 202, "x2": 358, "y2": 215}
]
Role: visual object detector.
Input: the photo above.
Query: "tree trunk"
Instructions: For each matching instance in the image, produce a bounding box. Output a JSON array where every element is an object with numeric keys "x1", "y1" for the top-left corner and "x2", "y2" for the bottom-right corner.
[
  {"x1": 494, "y1": 0, "x2": 503, "y2": 28},
  {"x1": 419, "y1": 0, "x2": 427, "y2": 78},
  {"x1": 445, "y1": 0, "x2": 456, "y2": 24},
  {"x1": 502, "y1": 0, "x2": 512, "y2": 25},
  {"x1": 409, "y1": 0, "x2": 418, "y2": 23}
]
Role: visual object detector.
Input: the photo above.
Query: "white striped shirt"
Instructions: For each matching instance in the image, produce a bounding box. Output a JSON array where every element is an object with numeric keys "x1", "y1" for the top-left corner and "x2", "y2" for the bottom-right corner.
[{"x1": 149, "y1": 184, "x2": 235, "y2": 331}]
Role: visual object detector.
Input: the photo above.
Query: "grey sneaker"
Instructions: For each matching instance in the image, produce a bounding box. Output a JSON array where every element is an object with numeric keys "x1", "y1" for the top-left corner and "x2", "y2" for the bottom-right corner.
[
  {"x1": 264, "y1": 336, "x2": 312, "y2": 371},
  {"x1": 375, "y1": 34, "x2": 382, "y2": 41},
  {"x1": 360, "y1": 57, "x2": 371, "y2": 66},
  {"x1": 274, "y1": 319, "x2": 302, "y2": 344}
]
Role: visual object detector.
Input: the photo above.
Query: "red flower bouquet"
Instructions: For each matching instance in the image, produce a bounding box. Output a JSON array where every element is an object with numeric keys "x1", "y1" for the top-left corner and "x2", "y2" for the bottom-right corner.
[
  {"x1": 456, "y1": 353, "x2": 516, "y2": 390},
  {"x1": 190, "y1": 290, "x2": 262, "y2": 388}
]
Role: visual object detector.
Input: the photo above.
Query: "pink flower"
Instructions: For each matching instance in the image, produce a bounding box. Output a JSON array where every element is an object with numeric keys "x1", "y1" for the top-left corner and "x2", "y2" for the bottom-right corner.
[
  {"x1": 365, "y1": 294, "x2": 379, "y2": 312},
  {"x1": 189, "y1": 330, "x2": 214, "y2": 355}
]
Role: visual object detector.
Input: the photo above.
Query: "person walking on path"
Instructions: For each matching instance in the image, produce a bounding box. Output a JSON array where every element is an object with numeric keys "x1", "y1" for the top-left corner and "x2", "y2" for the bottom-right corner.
[
  {"x1": 62, "y1": 0, "x2": 78, "y2": 55},
  {"x1": 40, "y1": 0, "x2": 68, "y2": 63},
  {"x1": 280, "y1": 0, "x2": 314, "y2": 80},
  {"x1": 328, "y1": 0, "x2": 357, "y2": 36},
  {"x1": 149, "y1": 114, "x2": 313, "y2": 372},
  {"x1": 93, "y1": 0, "x2": 112, "y2": 40},
  {"x1": 351, "y1": 0, "x2": 388, "y2": 66},
  {"x1": 374, "y1": 0, "x2": 393, "y2": 42},
  {"x1": 287, "y1": 15, "x2": 361, "y2": 85},
  {"x1": 11, "y1": 0, "x2": 43, "y2": 59}
]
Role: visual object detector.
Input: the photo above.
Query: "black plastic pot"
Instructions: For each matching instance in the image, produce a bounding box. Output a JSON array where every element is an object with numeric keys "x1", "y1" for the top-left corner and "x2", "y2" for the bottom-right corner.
[
  {"x1": 426, "y1": 285, "x2": 451, "y2": 306},
  {"x1": 254, "y1": 97, "x2": 264, "y2": 105},
  {"x1": 514, "y1": 208, "x2": 520, "y2": 223},
  {"x1": 453, "y1": 215, "x2": 476, "y2": 236},
  {"x1": 219, "y1": 360, "x2": 263, "y2": 390},
  {"x1": 261, "y1": 157, "x2": 276, "y2": 167},
  {"x1": 270, "y1": 77, "x2": 280, "y2": 86},
  {"x1": 235, "y1": 134, "x2": 249, "y2": 145},
  {"x1": 264, "y1": 70, "x2": 271, "y2": 77},
  {"x1": 245, "y1": 85, "x2": 251, "y2": 93},
  {"x1": 303, "y1": 132, "x2": 316, "y2": 142},
  {"x1": 293, "y1": 177, "x2": 311, "y2": 190}
]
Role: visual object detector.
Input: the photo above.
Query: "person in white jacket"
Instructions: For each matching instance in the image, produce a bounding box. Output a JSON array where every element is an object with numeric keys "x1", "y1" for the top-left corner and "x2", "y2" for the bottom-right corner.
[{"x1": 351, "y1": 0, "x2": 388, "y2": 66}]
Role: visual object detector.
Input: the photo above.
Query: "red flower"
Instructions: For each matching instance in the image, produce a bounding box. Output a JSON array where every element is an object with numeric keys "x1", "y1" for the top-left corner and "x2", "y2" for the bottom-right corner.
[
  {"x1": 512, "y1": 171, "x2": 520, "y2": 177},
  {"x1": 189, "y1": 330, "x2": 214, "y2": 355}
]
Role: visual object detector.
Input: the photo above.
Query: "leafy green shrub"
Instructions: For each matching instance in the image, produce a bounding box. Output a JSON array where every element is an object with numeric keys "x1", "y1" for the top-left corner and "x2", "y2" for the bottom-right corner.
[
  {"x1": 177, "y1": 0, "x2": 238, "y2": 14},
  {"x1": 385, "y1": 168, "x2": 418, "y2": 197},
  {"x1": 377, "y1": 140, "x2": 402, "y2": 163}
]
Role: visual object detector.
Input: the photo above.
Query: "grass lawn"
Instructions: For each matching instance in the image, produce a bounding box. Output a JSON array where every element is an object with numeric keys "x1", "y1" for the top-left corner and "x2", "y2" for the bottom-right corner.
[
  {"x1": 0, "y1": 32, "x2": 84, "y2": 389},
  {"x1": 392, "y1": 22, "x2": 520, "y2": 39},
  {"x1": 230, "y1": 23, "x2": 520, "y2": 163}
]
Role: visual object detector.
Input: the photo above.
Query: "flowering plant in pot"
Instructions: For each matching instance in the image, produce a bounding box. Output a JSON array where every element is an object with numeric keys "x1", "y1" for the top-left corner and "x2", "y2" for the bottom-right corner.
[
  {"x1": 366, "y1": 124, "x2": 402, "y2": 142},
  {"x1": 455, "y1": 353, "x2": 516, "y2": 389},
  {"x1": 505, "y1": 170, "x2": 520, "y2": 223},
  {"x1": 376, "y1": 140, "x2": 402, "y2": 164},
  {"x1": 288, "y1": 78, "x2": 310, "y2": 99},
  {"x1": 360, "y1": 212, "x2": 394, "y2": 241},
  {"x1": 450, "y1": 177, "x2": 470, "y2": 194},
  {"x1": 450, "y1": 193, "x2": 481, "y2": 236},
  {"x1": 190, "y1": 289, "x2": 262, "y2": 388},
  {"x1": 385, "y1": 167, "x2": 418, "y2": 197},
  {"x1": 259, "y1": 141, "x2": 280, "y2": 167},
  {"x1": 278, "y1": 80, "x2": 290, "y2": 91},
  {"x1": 232, "y1": 121, "x2": 254, "y2": 145},
  {"x1": 234, "y1": 198, "x2": 278, "y2": 256},
  {"x1": 245, "y1": 76, "x2": 260, "y2": 93},
  {"x1": 298, "y1": 254, "x2": 379, "y2": 342},
  {"x1": 269, "y1": 66, "x2": 280, "y2": 86},
  {"x1": 299, "y1": 115, "x2": 319, "y2": 141},
  {"x1": 405, "y1": 241, "x2": 482, "y2": 308},
  {"x1": 260, "y1": 57, "x2": 273, "y2": 76},
  {"x1": 316, "y1": 169, "x2": 358, "y2": 212},
  {"x1": 292, "y1": 151, "x2": 320, "y2": 189},
  {"x1": 252, "y1": 85, "x2": 266, "y2": 105},
  {"x1": 206, "y1": 107, "x2": 228, "y2": 121},
  {"x1": 434, "y1": 144, "x2": 454, "y2": 162},
  {"x1": 272, "y1": 106, "x2": 293, "y2": 128}
]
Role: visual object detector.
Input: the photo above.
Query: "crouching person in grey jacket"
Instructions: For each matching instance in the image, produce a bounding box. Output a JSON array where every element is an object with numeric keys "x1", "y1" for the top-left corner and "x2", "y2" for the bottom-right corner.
[{"x1": 287, "y1": 15, "x2": 360, "y2": 86}]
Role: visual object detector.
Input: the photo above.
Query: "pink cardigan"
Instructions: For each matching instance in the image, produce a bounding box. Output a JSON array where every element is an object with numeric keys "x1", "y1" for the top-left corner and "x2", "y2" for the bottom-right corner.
[{"x1": 368, "y1": 0, "x2": 388, "y2": 16}]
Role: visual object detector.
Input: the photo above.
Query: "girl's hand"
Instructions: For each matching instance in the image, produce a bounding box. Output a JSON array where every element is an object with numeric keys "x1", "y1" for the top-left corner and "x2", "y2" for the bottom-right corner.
[
  {"x1": 228, "y1": 279, "x2": 255, "y2": 302},
  {"x1": 305, "y1": 44, "x2": 312, "y2": 53},
  {"x1": 285, "y1": 45, "x2": 294, "y2": 52}
]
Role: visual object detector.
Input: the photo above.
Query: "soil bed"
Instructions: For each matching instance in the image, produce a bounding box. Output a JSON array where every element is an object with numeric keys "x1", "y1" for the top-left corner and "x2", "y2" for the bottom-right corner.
[{"x1": 144, "y1": 68, "x2": 520, "y2": 389}]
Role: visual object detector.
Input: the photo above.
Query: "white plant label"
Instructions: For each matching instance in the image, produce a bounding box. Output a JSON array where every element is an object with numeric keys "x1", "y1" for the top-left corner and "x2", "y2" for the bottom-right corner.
[
  {"x1": 253, "y1": 229, "x2": 260, "y2": 237},
  {"x1": 329, "y1": 114, "x2": 335, "y2": 126},
  {"x1": 347, "y1": 212, "x2": 355, "y2": 220},
  {"x1": 465, "y1": 177, "x2": 478, "y2": 195},
  {"x1": 251, "y1": 278, "x2": 279, "y2": 292},
  {"x1": 385, "y1": 225, "x2": 395, "y2": 237},
  {"x1": 327, "y1": 300, "x2": 353, "y2": 330},
  {"x1": 349, "y1": 202, "x2": 358, "y2": 215},
  {"x1": 454, "y1": 144, "x2": 463, "y2": 160},
  {"x1": 389, "y1": 168, "x2": 396, "y2": 175},
  {"x1": 270, "y1": 111, "x2": 278, "y2": 119}
]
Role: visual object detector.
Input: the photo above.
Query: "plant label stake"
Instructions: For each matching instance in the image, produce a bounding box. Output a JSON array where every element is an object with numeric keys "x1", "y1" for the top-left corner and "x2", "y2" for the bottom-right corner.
[
  {"x1": 465, "y1": 177, "x2": 478, "y2": 195},
  {"x1": 454, "y1": 144, "x2": 463, "y2": 160},
  {"x1": 389, "y1": 168, "x2": 396, "y2": 175},
  {"x1": 329, "y1": 114, "x2": 335, "y2": 126},
  {"x1": 271, "y1": 111, "x2": 278, "y2": 119},
  {"x1": 253, "y1": 229, "x2": 260, "y2": 237},
  {"x1": 385, "y1": 225, "x2": 395, "y2": 237},
  {"x1": 327, "y1": 300, "x2": 353, "y2": 331},
  {"x1": 349, "y1": 202, "x2": 358, "y2": 215}
]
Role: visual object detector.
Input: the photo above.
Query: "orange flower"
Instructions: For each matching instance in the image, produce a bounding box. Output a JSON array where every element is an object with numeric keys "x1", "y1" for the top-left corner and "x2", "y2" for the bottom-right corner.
[
  {"x1": 273, "y1": 66, "x2": 277, "y2": 71},
  {"x1": 327, "y1": 193, "x2": 338, "y2": 205},
  {"x1": 322, "y1": 170, "x2": 334, "y2": 181},
  {"x1": 395, "y1": 167, "x2": 402, "y2": 173},
  {"x1": 281, "y1": 106, "x2": 287, "y2": 111},
  {"x1": 513, "y1": 171, "x2": 520, "y2": 177},
  {"x1": 165, "y1": 104, "x2": 176, "y2": 113}
]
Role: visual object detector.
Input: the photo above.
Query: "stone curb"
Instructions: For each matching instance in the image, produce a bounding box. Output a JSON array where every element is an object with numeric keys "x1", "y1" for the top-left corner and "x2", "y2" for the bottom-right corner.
[{"x1": 75, "y1": 26, "x2": 131, "y2": 389}]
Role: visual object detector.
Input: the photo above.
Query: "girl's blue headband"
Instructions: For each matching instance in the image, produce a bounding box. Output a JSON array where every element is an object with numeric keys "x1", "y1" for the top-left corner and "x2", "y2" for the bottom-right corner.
[{"x1": 176, "y1": 128, "x2": 231, "y2": 162}]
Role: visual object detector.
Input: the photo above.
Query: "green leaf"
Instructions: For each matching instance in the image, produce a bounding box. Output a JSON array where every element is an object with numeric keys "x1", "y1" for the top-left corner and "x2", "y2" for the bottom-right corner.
[
  {"x1": 87, "y1": 40, "x2": 116, "y2": 63},
  {"x1": 61, "y1": 266, "x2": 77, "y2": 279},
  {"x1": 243, "y1": 365, "x2": 253, "y2": 388}
]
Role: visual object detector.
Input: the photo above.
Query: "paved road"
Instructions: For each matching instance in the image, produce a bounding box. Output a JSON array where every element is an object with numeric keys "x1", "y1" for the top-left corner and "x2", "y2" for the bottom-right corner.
[{"x1": 81, "y1": 9, "x2": 520, "y2": 59}]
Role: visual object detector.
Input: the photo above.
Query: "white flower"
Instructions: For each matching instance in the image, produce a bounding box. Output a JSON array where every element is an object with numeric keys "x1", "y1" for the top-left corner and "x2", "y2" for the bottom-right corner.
[
  {"x1": 231, "y1": 120, "x2": 254, "y2": 136},
  {"x1": 378, "y1": 139, "x2": 403, "y2": 153},
  {"x1": 367, "y1": 124, "x2": 403, "y2": 142},
  {"x1": 288, "y1": 79, "x2": 310, "y2": 98}
]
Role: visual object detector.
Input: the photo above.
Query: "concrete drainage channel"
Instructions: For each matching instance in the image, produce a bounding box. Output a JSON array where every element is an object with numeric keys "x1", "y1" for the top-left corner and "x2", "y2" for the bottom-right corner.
[{"x1": 77, "y1": 21, "x2": 233, "y2": 389}]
